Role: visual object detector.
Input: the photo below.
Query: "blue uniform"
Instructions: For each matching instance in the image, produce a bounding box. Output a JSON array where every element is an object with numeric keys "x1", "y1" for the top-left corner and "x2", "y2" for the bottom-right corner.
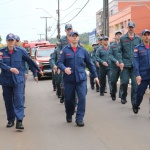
[
  {"x1": 133, "y1": 43, "x2": 150, "y2": 107},
  {"x1": 0, "y1": 46, "x2": 40, "y2": 122},
  {"x1": 57, "y1": 44, "x2": 97, "y2": 122},
  {"x1": 20, "y1": 46, "x2": 37, "y2": 105}
]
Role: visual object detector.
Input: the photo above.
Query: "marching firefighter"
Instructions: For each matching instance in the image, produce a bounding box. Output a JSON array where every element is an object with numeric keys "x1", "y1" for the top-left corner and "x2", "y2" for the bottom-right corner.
[
  {"x1": 109, "y1": 31, "x2": 122, "y2": 100},
  {"x1": 117, "y1": 21, "x2": 141, "y2": 105}
]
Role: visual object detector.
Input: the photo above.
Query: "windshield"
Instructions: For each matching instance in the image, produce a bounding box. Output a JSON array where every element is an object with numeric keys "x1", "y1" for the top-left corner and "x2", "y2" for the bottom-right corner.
[
  {"x1": 37, "y1": 48, "x2": 55, "y2": 57},
  {"x1": 25, "y1": 47, "x2": 30, "y2": 53},
  {"x1": 31, "y1": 47, "x2": 37, "y2": 55}
]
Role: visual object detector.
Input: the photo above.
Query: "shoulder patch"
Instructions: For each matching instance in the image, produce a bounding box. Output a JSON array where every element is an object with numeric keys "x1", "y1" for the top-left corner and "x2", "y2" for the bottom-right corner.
[
  {"x1": 60, "y1": 50, "x2": 63, "y2": 54},
  {"x1": 134, "y1": 49, "x2": 138, "y2": 52}
]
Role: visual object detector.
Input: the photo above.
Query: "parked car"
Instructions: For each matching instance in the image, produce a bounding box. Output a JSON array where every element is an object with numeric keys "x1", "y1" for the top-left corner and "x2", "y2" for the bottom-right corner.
[
  {"x1": 22, "y1": 40, "x2": 50, "y2": 58},
  {"x1": 34, "y1": 44, "x2": 56, "y2": 79}
]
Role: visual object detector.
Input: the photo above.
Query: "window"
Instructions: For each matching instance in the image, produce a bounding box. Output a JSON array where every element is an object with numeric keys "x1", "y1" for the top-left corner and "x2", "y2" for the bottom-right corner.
[{"x1": 110, "y1": 10, "x2": 113, "y2": 16}]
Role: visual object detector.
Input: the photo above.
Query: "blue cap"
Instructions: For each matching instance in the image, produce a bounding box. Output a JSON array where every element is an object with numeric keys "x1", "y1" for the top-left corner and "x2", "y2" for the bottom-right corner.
[
  {"x1": 70, "y1": 30, "x2": 79, "y2": 36},
  {"x1": 98, "y1": 36, "x2": 104, "y2": 41},
  {"x1": 103, "y1": 36, "x2": 109, "y2": 40},
  {"x1": 141, "y1": 29, "x2": 150, "y2": 35},
  {"x1": 127, "y1": 21, "x2": 135, "y2": 28},
  {"x1": 65, "y1": 24, "x2": 72, "y2": 30},
  {"x1": 6, "y1": 33, "x2": 15, "y2": 40},
  {"x1": 115, "y1": 30, "x2": 122, "y2": 35},
  {"x1": 15, "y1": 35, "x2": 20, "y2": 41}
]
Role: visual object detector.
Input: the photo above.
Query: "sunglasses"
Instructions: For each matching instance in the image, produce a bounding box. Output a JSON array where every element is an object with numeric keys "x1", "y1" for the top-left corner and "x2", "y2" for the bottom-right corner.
[{"x1": 8, "y1": 39, "x2": 14, "y2": 41}]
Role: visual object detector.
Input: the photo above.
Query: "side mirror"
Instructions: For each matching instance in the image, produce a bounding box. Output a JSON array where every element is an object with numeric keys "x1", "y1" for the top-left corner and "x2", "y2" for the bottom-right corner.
[{"x1": 31, "y1": 55, "x2": 35, "y2": 59}]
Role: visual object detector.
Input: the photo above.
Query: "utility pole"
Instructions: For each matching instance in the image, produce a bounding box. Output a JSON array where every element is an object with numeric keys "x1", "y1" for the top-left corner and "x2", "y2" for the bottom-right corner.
[
  {"x1": 103, "y1": 0, "x2": 109, "y2": 36},
  {"x1": 41, "y1": 17, "x2": 51, "y2": 40},
  {"x1": 37, "y1": 34, "x2": 44, "y2": 40},
  {"x1": 57, "y1": 0, "x2": 61, "y2": 40}
]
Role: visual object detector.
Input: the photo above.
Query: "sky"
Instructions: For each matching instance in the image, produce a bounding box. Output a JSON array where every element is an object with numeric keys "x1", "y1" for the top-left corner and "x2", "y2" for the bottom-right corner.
[{"x1": 0, "y1": 0, "x2": 107, "y2": 43}]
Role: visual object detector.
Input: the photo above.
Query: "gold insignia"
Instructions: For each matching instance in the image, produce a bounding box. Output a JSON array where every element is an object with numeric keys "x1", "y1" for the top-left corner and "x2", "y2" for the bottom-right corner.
[
  {"x1": 134, "y1": 49, "x2": 138, "y2": 52},
  {"x1": 60, "y1": 50, "x2": 62, "y2": 54},
  {"x1": 9, "y1": 34, "x2": 13, "y2": 37}
]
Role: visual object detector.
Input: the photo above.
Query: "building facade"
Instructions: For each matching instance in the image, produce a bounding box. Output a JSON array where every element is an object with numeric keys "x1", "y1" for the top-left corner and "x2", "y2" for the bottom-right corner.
[
  {"x1": 88, "y1": 29, "x2": 97, "y2": 45},
  {"x1": 109, "y1": 1, "x2": 150, "y2": 41},
  {"x1": 96, "y1": 0, "x2": 119, "y2": 36},
  {"x1": 96, "y1": 0, "x2": 150, "y2": 41}
]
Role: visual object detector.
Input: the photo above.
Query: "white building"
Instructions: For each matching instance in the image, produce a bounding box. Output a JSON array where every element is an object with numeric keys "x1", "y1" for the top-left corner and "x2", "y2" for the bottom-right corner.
[{"x1": 88, "y1": 29, "x2": 96, "y2": 45}]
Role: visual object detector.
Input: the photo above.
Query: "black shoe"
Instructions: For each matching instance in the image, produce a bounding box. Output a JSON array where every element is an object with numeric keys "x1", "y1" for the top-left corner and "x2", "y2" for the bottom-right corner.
[
  {"x1": 91, "y1": 86, "x2": 94, "y2": 90},
  {"x1": 16, "y1": 121, "x2": 24, "y2": 130},
  {"x1": 104, "y1": 89, "x2": 107, "y2": 93},
  {"x1": 132, "y1": 107, "x2": 139, "y2": 114},
  {"x1": 66, "y1": 115, "x2": 72, "y2": 123},
  {"x1": 96, "y1": 88, "x2": 100, "y2": 92},
  {"x1": 121, "y1": 99, "x2": 127, "y2": 104},
  {"x1": 76, "y1": 121, "x2": 84, "y2": 127},
  {"x1": 100, "y1": 93, "x2": 104, "y2": 96},
  {"x1": 6, "y1": 121, "x2": 14, "y2": 128},
  {"x1": 60, "y1": 97, "x2": 64, "y2": 103},
  {"x1": 58, "y1": 95, "x2": 61, "y2": 98},
  {"x1": 111, "y1": 94, "x2": 116, "y2": 101}
]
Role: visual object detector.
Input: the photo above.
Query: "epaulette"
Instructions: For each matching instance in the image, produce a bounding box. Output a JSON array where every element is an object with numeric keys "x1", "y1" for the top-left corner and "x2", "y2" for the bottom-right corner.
[
  {"x1": 135, "y1": 44, "x2": 141, "y2": 48},
  {"x1": 0, "y1": 47, "x2": 7, "y2": 51}
]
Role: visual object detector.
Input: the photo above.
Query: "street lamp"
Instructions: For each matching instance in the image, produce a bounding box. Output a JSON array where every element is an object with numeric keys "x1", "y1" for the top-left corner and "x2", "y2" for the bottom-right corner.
[{"x1": 36, "y1": 8, "x2": 57, "y2": 20}]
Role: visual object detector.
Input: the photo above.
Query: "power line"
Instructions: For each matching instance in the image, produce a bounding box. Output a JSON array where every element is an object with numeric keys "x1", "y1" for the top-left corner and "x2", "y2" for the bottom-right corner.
[
  {"x1": 49, "y1": 28, "x2": 57, "y2": 38},
  {"x1": 0, "y1": 13, "x2": 41, "y2": 21},
  {"x1": 60, "y1": 8, "x2": 81, "y2": 21},
  {"x1": 60, "y1": 0, "x2": 78, "y2": 11},
  {"x1": 61, "y1": 0, "x2": 90, "y2": 25},
  {"x1": 50, "y1": 14, "x2": 57, "y2": 31},
  {"x1": 0, "y1": 0, "x2": 15, "y2": 5}
]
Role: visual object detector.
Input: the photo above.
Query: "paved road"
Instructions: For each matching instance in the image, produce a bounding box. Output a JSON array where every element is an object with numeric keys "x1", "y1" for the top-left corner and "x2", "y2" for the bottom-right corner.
[{"x1": 0, "y1": 72, "x2": 150, "y2": 150}]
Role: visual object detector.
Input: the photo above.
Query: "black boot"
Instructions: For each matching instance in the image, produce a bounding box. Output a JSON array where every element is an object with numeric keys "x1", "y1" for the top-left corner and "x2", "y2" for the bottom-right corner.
[
  {"x1": 132, "y1": 106, "x2": 139, "y2": 114},
  {"x1": 121, "y1": 99, "x2": 127, "y2": 104},
  {"x1": 60, "y1": 96, "x2": 64, "y2": 103},
  {"x1": 16, "y1": 121, "x2": 24, "y2": 130},
  {"x1": 6, "y1": 121, "x2": 14, "y2": 128},
  {"x1": 76, "y1": 121, "x2": 84, "y2": 127},
  {"x1": 91, "y1": 85, "x2": 94, "y2": 90},
  {"x1": 96, "y1": 87, "x2": 100, "y2": 92},
  {"x1": 111, "y1": 94, "x2": 116, "y2": 101},
  {"x1": 56, "y1": 83, "x2": 61, "y2": 98},
  {"x1": 66, "y1": 115, "x2": 72, "y2": 123}
]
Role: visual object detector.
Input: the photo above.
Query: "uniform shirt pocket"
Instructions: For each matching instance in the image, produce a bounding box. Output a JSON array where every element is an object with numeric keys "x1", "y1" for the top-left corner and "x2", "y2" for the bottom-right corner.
[
  {"x1": 139, "y1": 51, "x2": 147, "y2": 64},
  {"x1": 78, "y1": 68, "x2": 86, "y2": 81},
  {"x1": 2, "y1": 56, "x2": 11, "y2": 66},
  {"x1": 14, "y1": 57, "x2": 22, "y2": 69},
  {"x1": 78, "y1": 54, "x2": 85, "y2": 66}
]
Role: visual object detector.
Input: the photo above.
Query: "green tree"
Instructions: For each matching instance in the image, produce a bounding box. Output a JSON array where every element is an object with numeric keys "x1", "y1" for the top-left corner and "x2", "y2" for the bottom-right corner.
[
  {"x1": 49, "y1": 32, "x2": 89, "y2": 45},
  {"x1": 83, "y1": 44, "x2": 93, "y2": 52},
  {"x1": 0, "y1": 36, "x2": 2, "y2": 43}
]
